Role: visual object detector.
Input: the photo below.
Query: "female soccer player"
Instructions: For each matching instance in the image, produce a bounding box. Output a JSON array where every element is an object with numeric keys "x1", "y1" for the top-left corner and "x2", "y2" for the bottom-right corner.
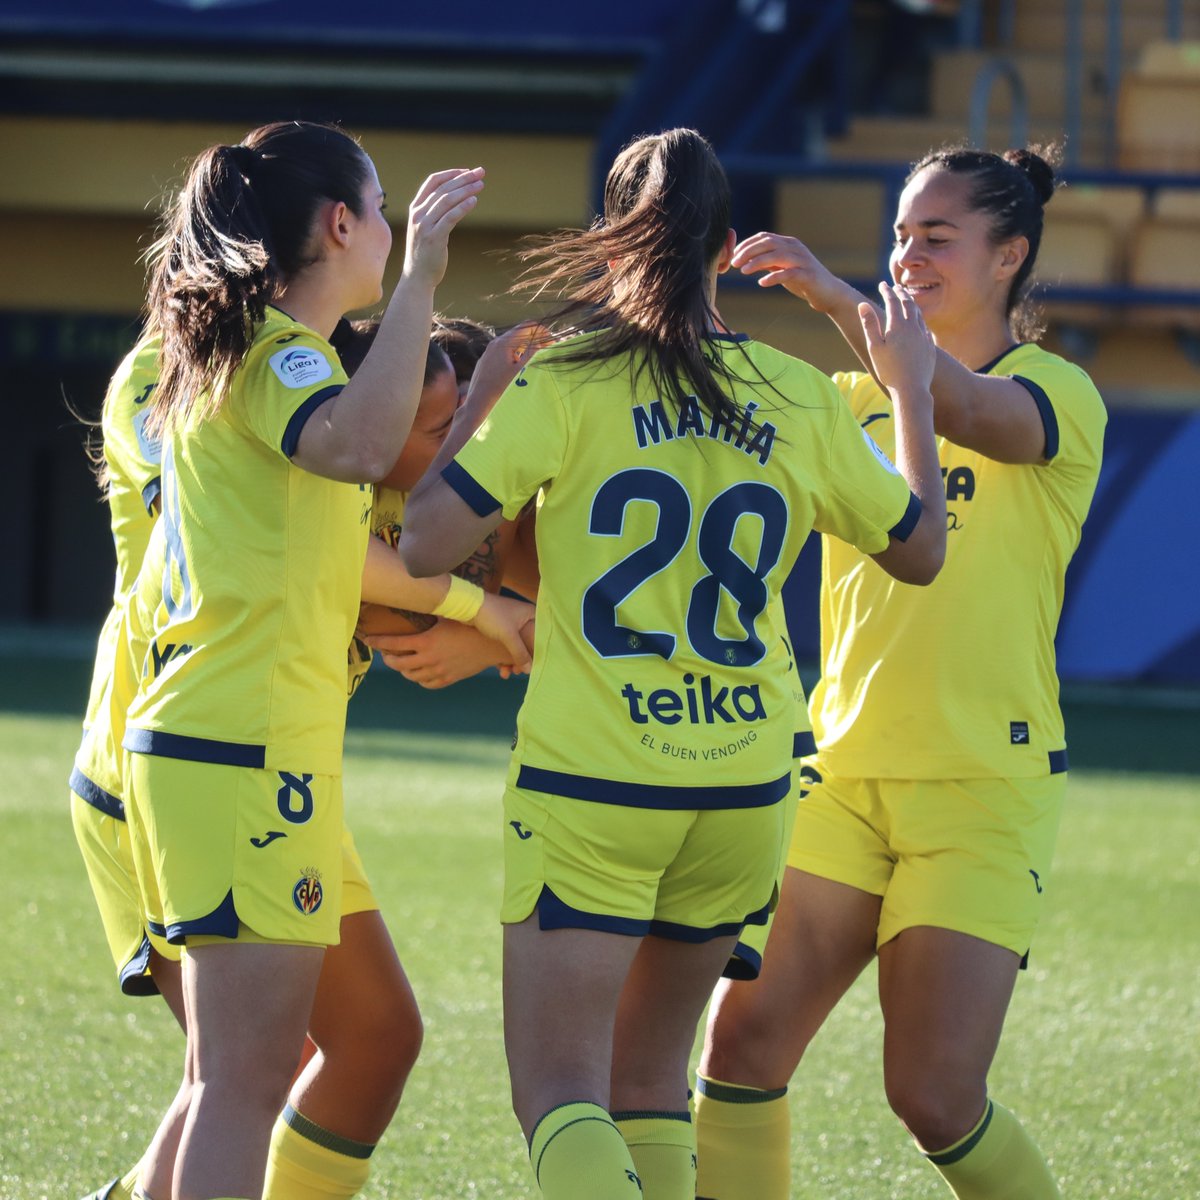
[
  {"x1": 399, "y1": 128, "x2": 947, "y2": 1200},
  {"x1": 73, "y1": 324, "x2": 532, "y2": 1200},
  {"x1": 694, "y1": 147, "x2": 1107, "y2": 1200},
  {"x1": 116, "y1": 120, "x2": 492, "y2": 1200}
]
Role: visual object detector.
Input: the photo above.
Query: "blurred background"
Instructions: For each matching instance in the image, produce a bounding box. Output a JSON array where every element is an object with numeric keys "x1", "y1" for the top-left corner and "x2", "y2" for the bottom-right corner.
[{"x1": 1, "y1": 0, "x2": 1198, "y2": 714}]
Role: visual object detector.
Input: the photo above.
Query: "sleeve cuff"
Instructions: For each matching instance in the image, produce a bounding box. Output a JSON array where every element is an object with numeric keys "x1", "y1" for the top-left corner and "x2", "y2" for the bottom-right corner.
[
  {"x1": 888, "y1": 491, "x2": 922, "y2": 543},
  {"x1": 1012, "y1": 375, "x2": 1059, "y2": 461},
  {"x1": 280, "y1": 384, "x2": 343, "y2": 459},
  {"x1": 441, "y1": 460, "x2": 502, "y2": 517}
]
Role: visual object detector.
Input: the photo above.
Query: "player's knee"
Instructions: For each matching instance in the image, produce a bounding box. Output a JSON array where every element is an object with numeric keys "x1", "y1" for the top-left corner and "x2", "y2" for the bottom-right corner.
[
  {"x1": 702, "y1": 982, "x2": 798, "y2": 1086},
  {"x1": 884, "y1": 1068, "x2": 985, "y2": 1151}
]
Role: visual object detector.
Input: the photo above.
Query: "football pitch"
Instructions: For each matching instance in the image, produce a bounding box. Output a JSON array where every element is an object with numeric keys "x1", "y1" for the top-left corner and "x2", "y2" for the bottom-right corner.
[{"x1": 2, "y1": 657, "x2": 1197, "y2": 1199}]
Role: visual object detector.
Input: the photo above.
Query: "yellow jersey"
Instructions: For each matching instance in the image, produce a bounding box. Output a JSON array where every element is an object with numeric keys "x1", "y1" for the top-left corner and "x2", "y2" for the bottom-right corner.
[
  {"x1": 810, "y1": 343, "x2": 1106, "y2": 779},
  {"x1": 124, "y1": 307, "x2": 372, "y2": 775},
  {"x1": 79, "y1": 336, "x2": 162, "y2": 732},
  {"x1": 446, "y1": 332, "x2": 915, "y2": 808}
]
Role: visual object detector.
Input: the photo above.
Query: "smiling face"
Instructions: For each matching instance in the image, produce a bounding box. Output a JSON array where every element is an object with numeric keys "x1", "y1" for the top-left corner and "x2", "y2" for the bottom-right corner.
[
  {"x1": 889, "y1": 166, "x2": 1025, "y2": 343},
  {"x1": 378, "y1": 363, "x2": 459, "y2": 492}
]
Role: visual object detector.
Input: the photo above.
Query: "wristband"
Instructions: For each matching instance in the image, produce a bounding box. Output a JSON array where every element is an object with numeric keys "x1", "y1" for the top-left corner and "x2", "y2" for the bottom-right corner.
[{"x1": 432, "y1": 574, "x2": 485, "y2": 623}]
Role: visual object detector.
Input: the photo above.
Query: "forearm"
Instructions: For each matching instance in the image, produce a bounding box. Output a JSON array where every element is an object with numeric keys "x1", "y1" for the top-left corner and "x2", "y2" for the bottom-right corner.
[
  {"x1": 296, "y1": 275, "x2": 438, "y2": 482},
  {"x1": 885, "y1": 384, "x2": 946, "y2": 579},
  {"x1": 360, "y1": 534, "x2": 452, "y2": 612}
]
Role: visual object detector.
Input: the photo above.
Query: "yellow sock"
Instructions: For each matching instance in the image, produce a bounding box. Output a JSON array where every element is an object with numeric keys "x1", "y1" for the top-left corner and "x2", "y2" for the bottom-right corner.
[
  {"x1": 694, "y1": 1074, "x2": 790, "y2": 1200},
  {"x1": 528, "y1": 1101, "x2": 643, "y2": 1199},
  {"x1": 614, "y1": 1110, "x2": 695, "y2": 1199},
  {"x1": 262, "y1": 1104, "x2": 374, "y2": 1199},
  {"x1": 924, "y1": 1099, "x2": 1061, "y2": 1200}
]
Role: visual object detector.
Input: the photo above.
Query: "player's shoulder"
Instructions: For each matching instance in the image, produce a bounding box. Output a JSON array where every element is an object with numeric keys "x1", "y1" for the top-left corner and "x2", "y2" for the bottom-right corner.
[
  {"x1": 991, "y1": 343, "x2": 1106, "y2": 420},
  {"x1": 103, "y1": 334, "x2": 161, "y2": 418},
  {"x1": 240, "y1": 307, "x2": 343, "y2": 386}
]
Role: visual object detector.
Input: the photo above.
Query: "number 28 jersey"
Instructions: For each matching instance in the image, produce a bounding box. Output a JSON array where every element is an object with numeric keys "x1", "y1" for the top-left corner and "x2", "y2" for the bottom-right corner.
[{"x1": 445, "y1": 332, "x2": 918, "y2": 809}]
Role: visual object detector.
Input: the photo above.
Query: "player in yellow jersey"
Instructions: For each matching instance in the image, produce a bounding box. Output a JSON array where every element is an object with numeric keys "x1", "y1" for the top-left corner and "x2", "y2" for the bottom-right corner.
[
  {"x1": 695, "y1": 146, "x2": 1106, "y2": 1200},
  {"x1": 119, "y1": 120, "x2": 500, "y2": 1200},
  {"x1": 398, "y1": 128, "x2": 947, "y2": 1200},
  {"x1": 74, "y1": 319, "x2": 531, "y2": 1200}
]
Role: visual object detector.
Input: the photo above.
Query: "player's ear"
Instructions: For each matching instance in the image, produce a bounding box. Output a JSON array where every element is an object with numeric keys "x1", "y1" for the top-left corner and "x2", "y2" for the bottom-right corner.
[
  {"x1": 716, "y1": 228, "x2": 737, "y2": 274},
  {"x1": 325, "y1": 199, "x2": 352, "y2": 250},
  {"x1": 996, "y1": 235, "x2": 1028, "y2": 282}
]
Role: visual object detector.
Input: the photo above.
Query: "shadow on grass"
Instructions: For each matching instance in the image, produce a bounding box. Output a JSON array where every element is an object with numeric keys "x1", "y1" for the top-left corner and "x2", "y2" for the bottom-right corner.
[{"x1": 5, "y1": 647, "x2": 1198, "y2": 777}]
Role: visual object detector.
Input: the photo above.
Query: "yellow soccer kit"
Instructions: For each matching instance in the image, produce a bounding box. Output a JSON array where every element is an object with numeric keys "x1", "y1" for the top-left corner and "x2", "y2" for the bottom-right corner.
[
  {"x1": 811, "y1": 343, "x2": 1107, "y2": 779},
  {"x1": 790, "y1": 343, "x2": 1105, "y2": 955},
  {"x1": 446, "y1": 332, "x2": 917, "y2": 936},
  {"x1": 447, "y1": 332, "x2": 917, "y2": 808},
  {"x1": 124, "y1": 306, "x2": 372, "y2": 774},
  {"x1": 121, "y1": 308, "x2": 371, "y2": 946}
]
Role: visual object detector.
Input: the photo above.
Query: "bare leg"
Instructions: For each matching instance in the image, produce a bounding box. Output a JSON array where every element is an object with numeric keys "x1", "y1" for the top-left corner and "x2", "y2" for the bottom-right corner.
[
  {"x1": 877, "y1": 926, "x2": 1020, "y2": 1150},
  {"x1": 173, "y1": 941, "x2": 322, "y2": 1200},
  {"x1": 289, "y1": 909, "x2": 422, "y2": 1142},
  {"x1": 701, "y1": 868, "x2": 882, "y2": 1087}
]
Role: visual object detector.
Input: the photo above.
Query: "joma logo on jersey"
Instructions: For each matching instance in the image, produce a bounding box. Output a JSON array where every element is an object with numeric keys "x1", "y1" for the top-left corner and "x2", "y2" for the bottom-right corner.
[
  {"x1": 621, "y1": 673, "x2": 767, "y2": 726},
  {"x1": 632, "y1": 397, "x2": 777, "y2": 465},
  {"x1": 150, "y1": 640, "x2": 193, "y2": 677}
]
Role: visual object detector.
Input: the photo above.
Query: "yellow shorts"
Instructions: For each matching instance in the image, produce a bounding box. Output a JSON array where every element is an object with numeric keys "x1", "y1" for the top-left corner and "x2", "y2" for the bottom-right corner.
[
  {"x1": 501, "y1": 782, "x2": 784, "y2": 940},
  {"x1": 125, "y1": 754, "x2": 347, "y2": 951},
  {"x1": 787, "y1": 764, "x2": 1067, "y2": 958},
  {"x1": 70, "y1": 788, "x2": 179, "y2": 995}
]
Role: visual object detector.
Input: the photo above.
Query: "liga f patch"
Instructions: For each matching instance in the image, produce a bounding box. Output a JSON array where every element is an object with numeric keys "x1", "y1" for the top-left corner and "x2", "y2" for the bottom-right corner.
[{"x1": 269, "y1": 346, "x2": 333, "y2": 389}]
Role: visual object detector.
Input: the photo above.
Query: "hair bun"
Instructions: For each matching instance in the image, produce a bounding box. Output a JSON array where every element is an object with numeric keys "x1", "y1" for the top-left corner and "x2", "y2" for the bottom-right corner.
[
  {"x1": 1004, "y1": 147, "x2": 1057, "y2": 206},
  {"x1": 224, "y1": 144, "x2": 260, "y2": 178}
]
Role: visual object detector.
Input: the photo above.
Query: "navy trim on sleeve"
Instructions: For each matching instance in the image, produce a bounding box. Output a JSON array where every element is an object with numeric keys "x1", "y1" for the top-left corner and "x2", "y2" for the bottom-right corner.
[
  {"x1": 280, "y1": 384, "x2": 344, "y2": 458},
  {"x1": 441, "y1": 460, "x2": 503, "y2": 517},
  {"x1": 1048, "y1": 748, "x2": 1069, "y2": 774},
  {"x1": 705, "y1": 331, "x2": 750, "y2": 343},
  {"x1": 123, "y1": 727, "x2": 267, "y2": 769},
  {"x1": 141, "y1": 477, "x2": 162, "y2": 514},
  {"x1": 516, "y1": 764, "x2": 791, "y2": 810},
  {"x1": 69, "y1": 766, "x2": 125, "y2": 821},
  {"x1": 792, "y1": 731, "x2": 817, "y2": 758},
  {"x1": 888, "y1": 491, "x2": 922, "y2": 543},
  {"x1": 1012, "y1": 375, "x2": 1059, "y2": 461}
]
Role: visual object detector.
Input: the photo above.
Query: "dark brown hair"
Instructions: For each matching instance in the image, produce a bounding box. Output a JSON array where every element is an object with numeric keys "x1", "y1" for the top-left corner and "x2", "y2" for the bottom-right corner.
[
  {"x1": 908, "y1": 143, "x2": 1060, "y2": 341},
  {"x1": 145, "y1": 120, "x2": 371, "y2": 432},
  {"x1": 332, "y1": 318, "x2": 450, "y2": 386},
  {"x1": 511, "y1": 128, "x2": 748, "y2": 429},
  {"x1": 431, "y1": 314, "x2": 496, "y2": 385}
]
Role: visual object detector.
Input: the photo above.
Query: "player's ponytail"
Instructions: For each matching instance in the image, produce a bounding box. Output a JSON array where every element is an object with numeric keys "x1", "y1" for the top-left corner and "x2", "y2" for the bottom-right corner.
[
  {"x1": 512, "y1": 128, "x2": 748, "y2": 431},
  {"x1": 145, "y1": 120, "x2": 369, "y2": 433},
  {"x1": 909, "y1": 143, "x2": 1061, "y2": 342}
]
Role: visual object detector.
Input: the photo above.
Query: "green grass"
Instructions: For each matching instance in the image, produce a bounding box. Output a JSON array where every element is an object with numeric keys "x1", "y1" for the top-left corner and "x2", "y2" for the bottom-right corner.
[{"x1": 1, "y1": 667, "x2": 1197, "y2": 1199}]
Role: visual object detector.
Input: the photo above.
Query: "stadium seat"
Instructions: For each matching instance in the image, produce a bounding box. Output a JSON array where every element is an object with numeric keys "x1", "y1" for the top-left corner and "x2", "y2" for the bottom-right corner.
[
  {"x1": 1038, "y1": 207, "x2": 1121, "y2": 326},
  {"x1": 1128, "y1": 216, "x2": 1200, "y2": 330},
  {"x1": 1116, "y1": 75, "x2": 1200, "y2": 171}
]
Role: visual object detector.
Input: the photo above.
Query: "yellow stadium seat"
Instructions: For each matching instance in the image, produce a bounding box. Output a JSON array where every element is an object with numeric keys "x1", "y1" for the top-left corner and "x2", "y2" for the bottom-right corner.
[{"x1": 1128, "y1": 216, "x2": 1200, "y2": 330}]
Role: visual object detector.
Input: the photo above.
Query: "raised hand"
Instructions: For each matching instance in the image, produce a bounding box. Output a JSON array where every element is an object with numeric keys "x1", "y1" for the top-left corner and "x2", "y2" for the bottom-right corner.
[
  {"x1": 404, "y1": 167, "x2": 486, "y2": 287},
  {"x1": 730, "y1": 232, "x2": 852, "y2": 314},
  {"x1": 858, "y1": 282, "x2": 936, "y2": 398}
]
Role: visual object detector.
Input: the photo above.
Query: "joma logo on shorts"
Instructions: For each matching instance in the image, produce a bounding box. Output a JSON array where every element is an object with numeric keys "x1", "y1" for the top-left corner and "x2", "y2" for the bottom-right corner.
[{"x1": 620, "y1": 674, "x2": 766, "y2": 726}]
